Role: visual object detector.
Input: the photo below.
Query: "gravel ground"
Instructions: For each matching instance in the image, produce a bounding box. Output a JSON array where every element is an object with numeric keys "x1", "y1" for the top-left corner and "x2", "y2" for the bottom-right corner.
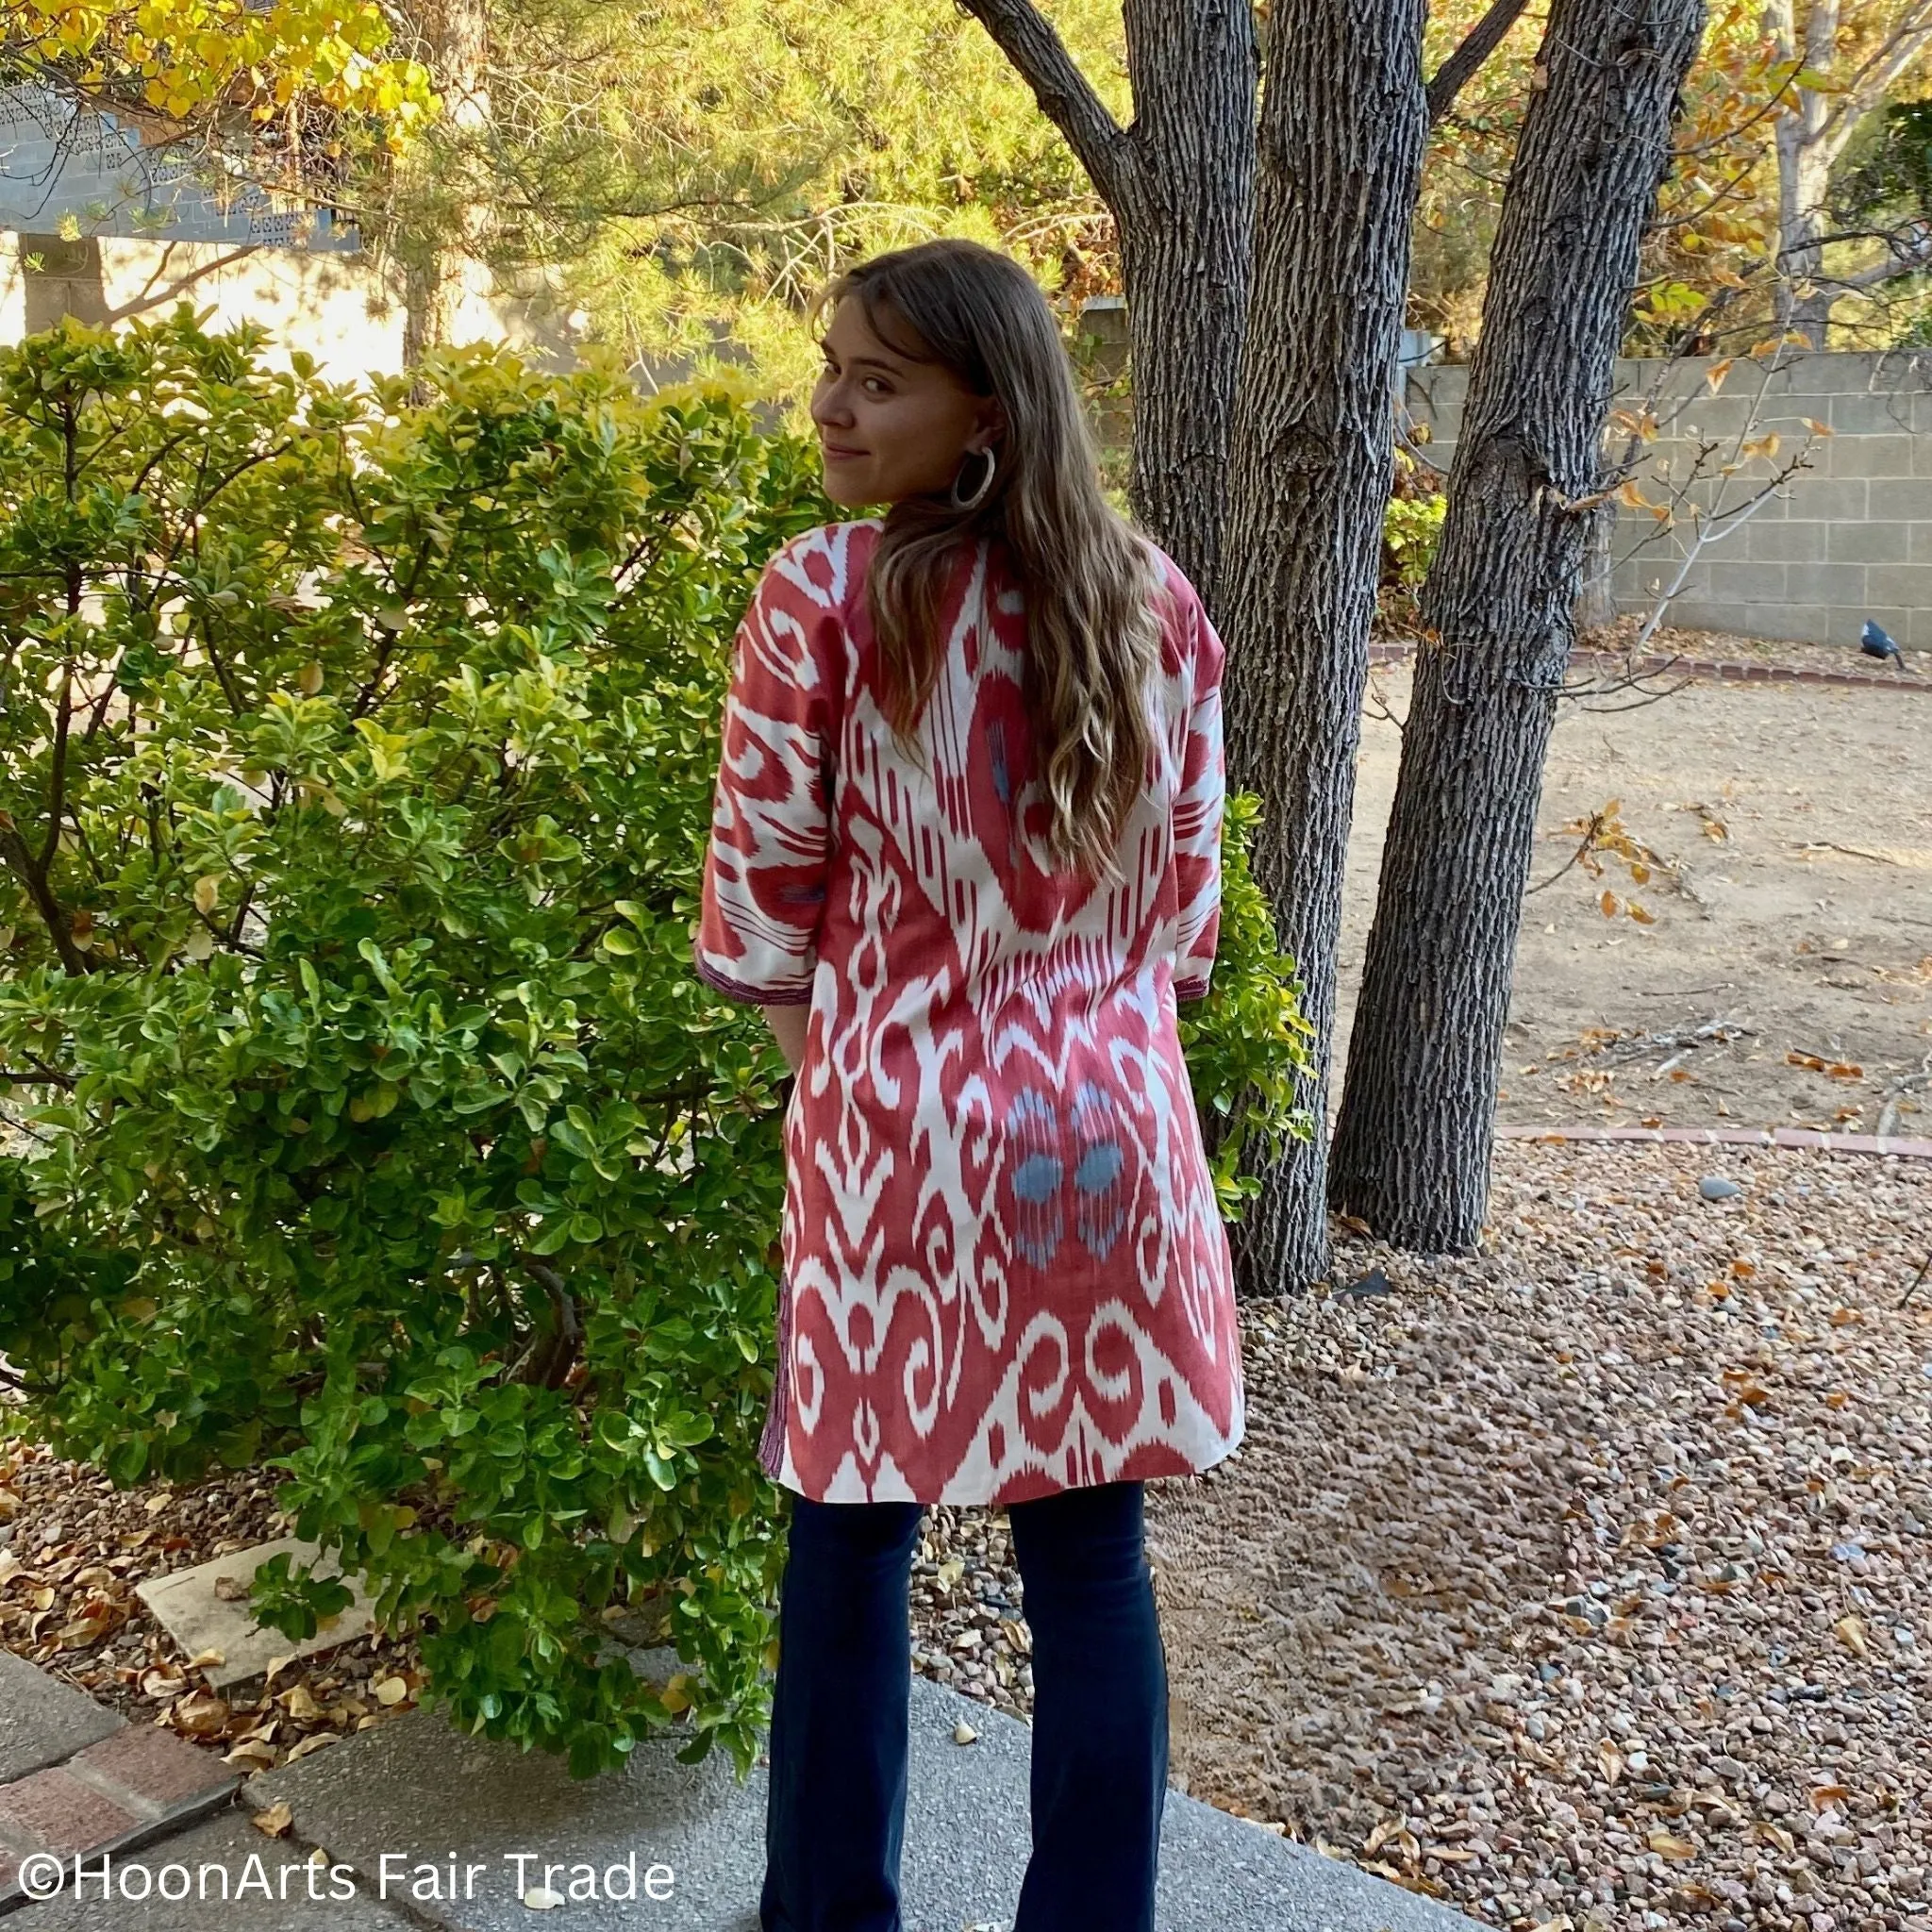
[{"x1": 1137, "y1": 1141, "x2": 1932, "y2": 1932}]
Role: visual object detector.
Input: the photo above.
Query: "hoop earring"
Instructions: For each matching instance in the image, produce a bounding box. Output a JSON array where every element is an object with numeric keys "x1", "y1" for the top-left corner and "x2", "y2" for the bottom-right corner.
[{"x1": 948, "y1": 444, "x2": 997, "y2": 512}]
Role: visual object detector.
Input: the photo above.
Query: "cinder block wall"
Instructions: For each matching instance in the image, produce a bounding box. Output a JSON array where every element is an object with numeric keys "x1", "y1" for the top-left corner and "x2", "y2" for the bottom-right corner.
[{"x1": 1402, "y1": 351, "x2": 1932, "y2": 650}]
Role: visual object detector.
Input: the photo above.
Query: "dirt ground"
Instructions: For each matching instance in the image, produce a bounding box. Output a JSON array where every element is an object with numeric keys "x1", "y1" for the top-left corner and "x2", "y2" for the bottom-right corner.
[{"x1": 1335, "y1": 658, "x2": 1932, "y2": 1140}]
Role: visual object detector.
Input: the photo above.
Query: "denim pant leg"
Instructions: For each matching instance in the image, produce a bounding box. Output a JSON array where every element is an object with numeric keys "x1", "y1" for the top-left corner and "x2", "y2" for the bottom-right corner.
[
  {"x1": 760, "y1": 1493, "x2": 924, "y2": 1932},
  {"x1": 1008, "y1": 1478, "x2": 1169, "y2": 1932}
]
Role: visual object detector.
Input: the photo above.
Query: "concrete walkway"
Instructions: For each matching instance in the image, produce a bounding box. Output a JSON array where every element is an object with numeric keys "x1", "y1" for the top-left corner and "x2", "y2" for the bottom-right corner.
[{"x1": 1, "y1": 1645, "x2": 1480, "y2": 1932}]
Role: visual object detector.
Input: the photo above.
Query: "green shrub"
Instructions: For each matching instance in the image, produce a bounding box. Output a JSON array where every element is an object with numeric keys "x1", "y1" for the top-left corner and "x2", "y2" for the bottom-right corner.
[
  {"x1": 0, "y1": 305, "x2": 1309, "y2": 1781},
  {"x1": 1383, "y1": 485, "x2": 1447, "y2": 592}
]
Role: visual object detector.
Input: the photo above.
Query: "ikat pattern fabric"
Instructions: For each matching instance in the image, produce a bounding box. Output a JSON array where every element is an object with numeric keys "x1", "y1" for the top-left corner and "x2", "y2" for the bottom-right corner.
[{"x1": 693, "y1": 518, "x2": 1239, "y2": 1505}]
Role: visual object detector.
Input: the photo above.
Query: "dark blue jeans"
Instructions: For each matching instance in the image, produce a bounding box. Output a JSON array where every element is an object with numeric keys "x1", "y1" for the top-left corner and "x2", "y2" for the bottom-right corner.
[{"x1": 759, "y1": 1478, "x2": 1169, "y2": 1932}]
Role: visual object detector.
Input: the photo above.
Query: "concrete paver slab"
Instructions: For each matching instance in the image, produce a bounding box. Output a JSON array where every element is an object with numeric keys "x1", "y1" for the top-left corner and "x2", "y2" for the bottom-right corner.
[
  {"x1": 0, "y1": 1655, "x2": 123, "y2": 1785},
  {"x1": 132, "y1": 1539, "x2": 375, "y2": 1691},
  {"x1": 245, "y1": 1664, "x2": 1479, "y2": 1932},
  {"x1": 8, "y1": 1804, "x2": 412, "y2": 1929}
]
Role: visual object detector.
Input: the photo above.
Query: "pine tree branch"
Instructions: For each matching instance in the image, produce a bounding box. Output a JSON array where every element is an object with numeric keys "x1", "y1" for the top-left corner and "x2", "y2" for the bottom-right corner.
[
  {"x1": 954, "y1": 0, "x2": 1135, "y2": 208},
  {"x1": 1426, "y1": 0, "x2": 1531, "y2": 125}
]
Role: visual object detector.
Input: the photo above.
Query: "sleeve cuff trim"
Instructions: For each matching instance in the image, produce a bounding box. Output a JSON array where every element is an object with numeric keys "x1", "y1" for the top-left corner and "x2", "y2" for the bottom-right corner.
[{"x1": 692, "y1": 952, "x2": 816, "y2": 1006}]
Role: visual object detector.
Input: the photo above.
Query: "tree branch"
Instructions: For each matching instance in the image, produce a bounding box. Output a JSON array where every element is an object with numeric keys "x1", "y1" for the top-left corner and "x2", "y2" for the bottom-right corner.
[
  {"x1": 0, "y1": 815, "x2": 89, "y2": 975},
  {"x1": 1818, "y1": 1, "x2": 1932, "y2": 162},
  {"x1": 1427, "y1": 0, "x2": 1532, "y2": 125},
  {"x1": 954, "y1": 0, "x2": 1135, "y2": 208}
]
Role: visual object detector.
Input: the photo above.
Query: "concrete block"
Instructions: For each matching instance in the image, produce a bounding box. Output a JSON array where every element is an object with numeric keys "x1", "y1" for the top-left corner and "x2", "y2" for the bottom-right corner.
[
  {"x1": 1830, "y1": 392, "x2": 1914, "y2": 435},
  {"x1": 1656, "y1": 599, "x2": 1754, "y2": 635},
  {"x1": 1702, "y1": 558, "x2": 1778, "y2": 604},
  {"x1": 1830, "y1": 432, "x2": 1917, "y2": 479},
  {"x1": 243, "y1": 1667, "x2": 1483, "y2": 1932},
  {"x1": 1793, "y1": 477, "x2": 1869, "y2": 522},
  {"x1": 1863, "y1": 564, "x2": 1932, "y2": 610},
  {"x1": 1827, "y1": 522, "x2": 1910, "y2": 564},
  {"x1": 1667, "y1": 397, "x2": 1754, "y2": 442},
  {"x1": 1910, "y1": 524, "x2": 1932, "y2": 564},
  {"x1": 1791, "y1": 352, "x2": 1893, "y2": 393},
  {"x1": 1660, "y1": 600, "x2": 1829, "y2": 645},
  {"x1": 1910, "y1": 607, "x2": 1932, "y2": 650},
  {"x1": 133, "y1": 1539, "x2": 376, "y2": 1692},
  {"x1": 0, "y1": 1652, "x2": 124, "y2": 1783},
  {"x1": 1785, "y1": 561, "x2": 1868, "y2": 608},
  {"x1": 1747, "y1": 518, "x2": 1825, "y2": 562},
  {"x1": 1757, "y1": 603, "x2": 1833, "y2": 645},
  {"x1": 1870, "y1": 477, "x2": 1932, "y2": 521}
]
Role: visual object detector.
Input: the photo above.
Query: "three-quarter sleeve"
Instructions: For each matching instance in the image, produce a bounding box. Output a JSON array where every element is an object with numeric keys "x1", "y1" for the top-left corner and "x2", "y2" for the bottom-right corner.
[
  {"x1": 691, "y1": 535, "x2": 843, "y2": 1006},
  {"x1": 1172, "y1": 588, "x2": 1225, "y2": 1005}
]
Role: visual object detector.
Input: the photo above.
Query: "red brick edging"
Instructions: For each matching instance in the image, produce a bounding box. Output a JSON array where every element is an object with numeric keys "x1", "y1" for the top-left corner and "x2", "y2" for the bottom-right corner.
[
  {"x1": 1366, "y1": 641, "x2": 1926, "y2": 694},
  {"x1": 1495, "y1": 1124, "x2": 1932, "y2": 1159},
  {"x1": 0, "y1": 1723, "x2": 239, "y2": 1905}
]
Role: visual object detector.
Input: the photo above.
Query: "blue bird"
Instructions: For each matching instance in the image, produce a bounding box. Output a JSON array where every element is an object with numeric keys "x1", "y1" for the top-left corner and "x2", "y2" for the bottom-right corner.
[{"x1": 1860, "y1": 619, "x2": 1904, "y2": 664}]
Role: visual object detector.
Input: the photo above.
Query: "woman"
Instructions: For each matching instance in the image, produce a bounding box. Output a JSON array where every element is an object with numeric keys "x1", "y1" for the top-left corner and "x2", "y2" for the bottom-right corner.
[{"x1": 692, "y1": 237, "x2": 1240, "y2": 1932}]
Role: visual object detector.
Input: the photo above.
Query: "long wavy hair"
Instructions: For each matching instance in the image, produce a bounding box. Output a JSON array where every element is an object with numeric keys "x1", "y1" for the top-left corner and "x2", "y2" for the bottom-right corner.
[{"x1": 808, "y1": 239, "x2": 1166, "y2": 889}]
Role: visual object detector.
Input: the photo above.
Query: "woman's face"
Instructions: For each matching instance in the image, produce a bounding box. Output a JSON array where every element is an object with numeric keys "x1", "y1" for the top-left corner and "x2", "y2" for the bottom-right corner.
[{"x1": 809, "y1": 295, "x2": 1006, "y2": 508}]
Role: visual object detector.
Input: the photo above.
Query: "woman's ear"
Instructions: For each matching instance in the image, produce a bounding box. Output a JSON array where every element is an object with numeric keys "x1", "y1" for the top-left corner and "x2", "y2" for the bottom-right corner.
[{"x1": 974, "y1": 397, "x2": 1009, "y2": 454}]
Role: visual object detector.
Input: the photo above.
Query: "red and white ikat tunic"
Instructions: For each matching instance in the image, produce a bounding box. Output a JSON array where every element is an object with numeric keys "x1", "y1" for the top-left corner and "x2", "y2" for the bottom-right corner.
[{"x1": 692, "y1": 518, "x2": 1240, "y2": 1507}]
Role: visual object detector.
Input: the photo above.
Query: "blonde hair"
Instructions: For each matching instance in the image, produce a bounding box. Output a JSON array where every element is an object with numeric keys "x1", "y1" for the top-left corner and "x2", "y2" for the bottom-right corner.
[{"x1": 808, "y1": 239, "x2": 1166, "y2": 888}]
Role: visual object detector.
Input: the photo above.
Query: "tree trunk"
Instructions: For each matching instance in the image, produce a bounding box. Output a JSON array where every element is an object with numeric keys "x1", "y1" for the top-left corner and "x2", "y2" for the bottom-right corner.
[
  {"x1": 1112, "y1": 0, "x2": 1257, "y2": 604},
  {"x1": 399, "y1": 0, "x2": 493, "y2": 396},
  {"x1": 1774, "y1": 111, "x2": 1836, "y2": 350},
  {"x1": 958, "y1": 0, "x2": 1257, "y2": 604},
  {"x1": 1210, "y1": 0, "x2": 1428, "y2": 1294},
  {"x1": 1327, "y1": 0, "x2": 1707, "y2": 1255}
]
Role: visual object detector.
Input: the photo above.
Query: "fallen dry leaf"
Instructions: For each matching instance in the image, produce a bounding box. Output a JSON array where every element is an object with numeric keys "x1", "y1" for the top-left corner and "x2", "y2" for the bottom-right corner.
[
  {"x1": 171, "y1": 1690, "x2": 230, "y2": 1737},
  {"x1": 252, "y1": 1803, "x2": 294, "y2": 1839}
]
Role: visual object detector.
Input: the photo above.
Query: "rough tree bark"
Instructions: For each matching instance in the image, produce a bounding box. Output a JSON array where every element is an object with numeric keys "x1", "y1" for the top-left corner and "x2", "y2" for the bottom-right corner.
[
  {"x1": 957, "y1": 0, "x2": 1257, "y2": 599},
  {"x1": 1212, "y1": 0, "x2": 1428, "y2": 1294},
  {"x1": 1328, "y1": 0, "x2": 1708, "y2": 1255}
]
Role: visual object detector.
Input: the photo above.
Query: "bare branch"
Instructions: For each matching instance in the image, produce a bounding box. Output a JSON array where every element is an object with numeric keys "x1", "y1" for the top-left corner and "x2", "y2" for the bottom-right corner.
[
  {"x1": 954, "y1": 0, "x2": 1135, "y2": 208},
  {"x1": 1819, "y1": 0, "x2": 1932, "y2": 157},
  {"x1": 1426, "y1": 0, "x2": 1532, "y2": 125}
]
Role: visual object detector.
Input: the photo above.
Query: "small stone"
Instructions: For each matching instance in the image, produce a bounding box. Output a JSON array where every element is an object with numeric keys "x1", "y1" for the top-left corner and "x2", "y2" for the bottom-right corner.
[{"x1": 1699, "y1": 1175, "x2": 1744, "y2": 1200}]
